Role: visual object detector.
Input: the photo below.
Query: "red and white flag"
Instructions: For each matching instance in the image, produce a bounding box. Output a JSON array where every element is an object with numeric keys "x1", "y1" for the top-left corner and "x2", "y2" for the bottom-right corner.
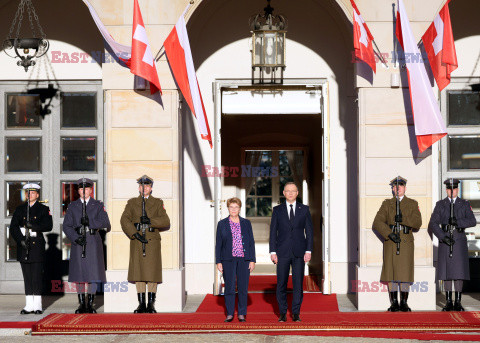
[
  {"x1": 396, "y1": 0, "x2": 447, "y2": 153},
  {"x1": 421, "y1": 0, "x2": 457, "y2": 91},
  {"x1": 164, "y1": 7, "x2": 212, "y2": 148},
  {"x1": 83, "y1": 0, "x2": 132, "y2": 65},
  {"x1": 130, "y1": 0, "x2": 162, "y2": 95},
  {"x1": 350, "y1": 0, "x2": 376, "y2": 73}
]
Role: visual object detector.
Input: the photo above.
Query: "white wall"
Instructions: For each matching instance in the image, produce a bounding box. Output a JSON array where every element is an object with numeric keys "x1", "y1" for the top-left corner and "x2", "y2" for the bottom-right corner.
[{"x1": 0, "y1": 40, "x2": 102, "y2": 80}]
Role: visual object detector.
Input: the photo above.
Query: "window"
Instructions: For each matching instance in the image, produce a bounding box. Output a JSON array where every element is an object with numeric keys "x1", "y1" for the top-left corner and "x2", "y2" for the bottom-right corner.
[
  {"x1": 441, "y1": 82, "x2": 480, "y2": 257},
  {"x1": 245, "y1": 150, "x2": 304, "y2": 218},
  {"x1": 61, "y1": 181, "x2": 96, "y2": 216},
  {"x1": 61, "y1": 93, "x2": 96, "y2": 128},
  {"x1": 5, "y1": 94, "x2": 41, "y2": 128},
  {"x1": 6, "y1": 137, "x2": 41, "y2": 172},
  {"x1": 6, "y1": 181, "x2": 42, "y2": 217},
  {"x1": 5, "y1": 226, "x2": 17, "y2": 262},
  {"x1": 61, "y1": 137, "x2": 97, "y2": 172}
]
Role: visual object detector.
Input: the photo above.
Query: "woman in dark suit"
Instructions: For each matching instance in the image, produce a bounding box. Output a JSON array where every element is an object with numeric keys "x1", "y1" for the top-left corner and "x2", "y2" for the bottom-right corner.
[{"x1": 215, "y1": 197, "x2": 256, "y2": 322}]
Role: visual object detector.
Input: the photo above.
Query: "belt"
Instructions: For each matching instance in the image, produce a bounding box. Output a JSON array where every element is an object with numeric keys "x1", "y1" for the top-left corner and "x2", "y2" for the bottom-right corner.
[
  {"x1": 441, "y1": 225, "x2": 465, "y2": 233},
  {"x1": 389, "y1": 224, "x2": 411, "y2": 234}
]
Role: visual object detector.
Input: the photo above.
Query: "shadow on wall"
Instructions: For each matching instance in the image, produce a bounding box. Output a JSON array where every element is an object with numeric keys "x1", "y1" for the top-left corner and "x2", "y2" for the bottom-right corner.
[{"x1": 187, "y1": 0, "x2": 358, "y2": 291}]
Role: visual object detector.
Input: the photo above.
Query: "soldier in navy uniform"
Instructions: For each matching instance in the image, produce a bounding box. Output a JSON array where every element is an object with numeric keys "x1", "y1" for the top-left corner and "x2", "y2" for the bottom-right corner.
[
  {"x1": 63, "y1": 178, "x2": 111, "y2": 313},
  {"x1": 429, "y1": 179, "x2": 477, "y2": 311},
  {"x1": 9, "y1": 183, "x2": 53, "y2": 314}
]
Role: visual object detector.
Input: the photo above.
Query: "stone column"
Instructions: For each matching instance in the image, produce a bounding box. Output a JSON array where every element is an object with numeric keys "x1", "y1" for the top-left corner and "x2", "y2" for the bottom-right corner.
[
  {"x1": 355, "y1": 0, "x2": 443, "y2": 311},
  {"x1": 90, "y1": 0, "x2": 187, "y2": 312}
]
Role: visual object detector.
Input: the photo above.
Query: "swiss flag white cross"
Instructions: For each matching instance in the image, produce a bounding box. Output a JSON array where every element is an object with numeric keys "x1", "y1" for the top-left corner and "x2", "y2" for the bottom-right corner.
[
  {"x1": 130, "y1": 0, "x2": 162, "y2": 95},
  {"x1": 133, "y1": 24, "x2": 154, "y2": 67}
]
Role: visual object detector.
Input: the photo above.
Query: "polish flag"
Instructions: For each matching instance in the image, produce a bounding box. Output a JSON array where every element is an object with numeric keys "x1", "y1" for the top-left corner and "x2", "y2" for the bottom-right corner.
[
  {"x1": 350, "y1": 0, "x2": 376, "y2": 73},
  {"x1": 130, "y1": 0, "x2": 162, "y2": 95},
  {"x1": 164, "y1": 8, "x2": 212, "y2": 148},
  {"x1": 421, "y1": 0, "x2": 457, "y2": 91},
  {"x1": 83, "y1": 0, "x2": 132, "y2": 65},
  {"x1": 396, "y1": 0, "x2": 447, "y2": 153}
]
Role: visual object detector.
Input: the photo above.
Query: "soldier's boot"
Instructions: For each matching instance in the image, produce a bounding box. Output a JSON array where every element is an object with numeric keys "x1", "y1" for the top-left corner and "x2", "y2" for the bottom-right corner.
[
  {"x1": 399, "y1": 292, "x2": 412, "y2": 312},
  {"x1": 387, "y1": 291, "x2": 400, "y2": 312},
  {"x1": 75, "y1": 294, "x2": 86, "y2": 314},
  {"x1": 146, "y1": 292, "x2": 157, "y2": 313},
  {"x1": 442, "y1": 291, "x2": 454, "y2": 311},
  {"x1": 86, "y1": 294, "x2": 97, "y2": 314},
  {"x1": 454, "y1": 292, "x2": 465, "y2": 311},
  {"x1": 134, "y1": 293, "x2": 147, "y2": 313}
]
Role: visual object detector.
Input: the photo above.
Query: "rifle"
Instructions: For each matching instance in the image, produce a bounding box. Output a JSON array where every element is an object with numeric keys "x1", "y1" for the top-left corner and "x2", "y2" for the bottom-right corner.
[
  {"x1": 80, "y1": 178, "x2": 89, "y2": 258},
  {"x1": 394, "y1": 176, "x2": 401, "y2": 255},
  {"x1": 24, "y1": 187, "x2": 31, "y2": 261},
  {"x1": 138, "y1": 179, "x2": 149, "y2": 257},
  {"x1": 447, "y1": 177, "x2": 455, "y2": 258}
]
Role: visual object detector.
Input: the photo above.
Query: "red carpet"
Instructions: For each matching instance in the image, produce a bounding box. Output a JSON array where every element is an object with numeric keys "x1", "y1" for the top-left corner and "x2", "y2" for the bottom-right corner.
[
  {"x1": 0, "y1": 321, "x2": 35, "y2": 329},
  {"x1": 196, "y1": 293, "x2": 339, "y2": 314},
  {"x1": 32, "y1": 311, "x2": 480, "y2": 336},
  {"x1": 248, "y1": 275, "x2": 320, "y2": 292}
]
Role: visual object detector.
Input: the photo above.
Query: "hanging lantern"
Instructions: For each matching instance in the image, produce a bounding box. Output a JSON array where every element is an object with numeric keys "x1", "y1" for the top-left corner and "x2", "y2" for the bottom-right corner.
[
  {"x1": 2, "y1": 0, "x2": 49, "y2": 72},
  {"x1": 249, "y1": 0, "x2": 287, "y2": 84}
]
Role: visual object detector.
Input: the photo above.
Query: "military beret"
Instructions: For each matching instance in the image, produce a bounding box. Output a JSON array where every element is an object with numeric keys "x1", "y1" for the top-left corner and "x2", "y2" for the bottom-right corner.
[
  {"x1": 23, "y1": 183, "x2": 41, "y2": 191},
  {"x1": 137, "y1": 175, "x2": 154, "y2": 185},
  {"x1": 444, "y1": 178, "x2": 460, "y2": 188},
  {"x1": 77, "y1": 178, "x2": 94, "y2": 188},
  {"x1": 389, "y1": 176, "x2": 407, "y2": 186}
]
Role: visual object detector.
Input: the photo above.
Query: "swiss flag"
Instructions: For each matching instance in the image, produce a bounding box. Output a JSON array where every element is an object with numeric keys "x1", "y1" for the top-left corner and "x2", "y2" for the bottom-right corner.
[
  {"x1": 350, "y1": 0, "x2": 376, "y2": 73},
  {"x1": 130, "y1": 0, "x2": 162, "y2": 95},
  {"x1": 421, "y1": 0, "x2": 457, "y2": 91},
  {"x1": 396, "y1": 0, "x2": 447, "y2": 153},
  {"x1": 164, "y1": 8, "x2": 212, "y2": 148}
]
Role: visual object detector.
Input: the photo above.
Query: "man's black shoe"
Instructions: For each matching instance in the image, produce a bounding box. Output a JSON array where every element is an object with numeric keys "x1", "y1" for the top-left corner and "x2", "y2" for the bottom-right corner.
[
  {"x1": 278, "y1": 313, "x2": 287, "y2": 322},
  {"x1": 292, "y1": 314, "x2": 301, "y2": 322},
  {"x1": 224, "y1": 315, "x2": 233, "y2": 322}
]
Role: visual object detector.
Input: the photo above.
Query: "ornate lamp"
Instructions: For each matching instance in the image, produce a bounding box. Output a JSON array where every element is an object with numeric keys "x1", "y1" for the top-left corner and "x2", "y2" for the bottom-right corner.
[
  {"x1": 2, "y1": 0, "x2": 49, "y2": 72},
  {"x1": 249, "y1": 0, "x2": 287, "y2": 84}
]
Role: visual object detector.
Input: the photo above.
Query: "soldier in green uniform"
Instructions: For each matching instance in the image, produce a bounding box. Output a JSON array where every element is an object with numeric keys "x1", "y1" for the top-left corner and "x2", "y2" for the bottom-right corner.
[
  {"x1": 120, "y1": 175, "x2": 170, "y2": 313},
  {"x1": 373, "y1": 176, "x2": 422, "y2": 312}
]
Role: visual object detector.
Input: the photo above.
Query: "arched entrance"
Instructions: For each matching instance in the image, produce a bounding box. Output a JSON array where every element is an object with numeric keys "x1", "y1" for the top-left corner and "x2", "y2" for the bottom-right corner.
[{"x1": 182, "y1": 0, "x2": 358, "y2": 295}]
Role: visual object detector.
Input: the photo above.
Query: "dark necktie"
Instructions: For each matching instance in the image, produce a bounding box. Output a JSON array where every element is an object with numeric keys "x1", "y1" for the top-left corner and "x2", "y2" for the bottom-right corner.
[{"x1": 289, "y1": 204, "x2": 295, "y2": 223}]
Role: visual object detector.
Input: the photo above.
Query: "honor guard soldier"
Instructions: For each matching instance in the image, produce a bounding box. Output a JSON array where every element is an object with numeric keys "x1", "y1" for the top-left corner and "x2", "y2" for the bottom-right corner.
[
  {"x1": 429, "y1": 179, "x2": 476, "y2": 311},
  {"x1": 63, "y1": 178, "x2": 111, "y2": 314},
  {"x1": 9, "y1": 183, "x2": 53, "y2": 314},
  {"x1": 373, "y1": 176, "x2": 422, "y2": 312},
  {"x1": 120, "y1": 175, "x2": 170, "y2": 313}
]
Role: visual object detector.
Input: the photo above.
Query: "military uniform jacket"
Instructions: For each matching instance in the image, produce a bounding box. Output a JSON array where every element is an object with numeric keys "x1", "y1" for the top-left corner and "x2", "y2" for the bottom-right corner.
[
  {"x1": 63, "y1": 198, "x2": 111, "y2": 283},
  {"x1": 428, "y1": 197, "x2": 476, "y2": 280},
  {"x1": 9, "y1": 201, "x2": 53, "y2": 263},
  {"x1": 373, "y1": 196, "x2": 422, "y2": 283},
  {"x1": 120, "y1": 195, "x2": 170, "y2": 283}
]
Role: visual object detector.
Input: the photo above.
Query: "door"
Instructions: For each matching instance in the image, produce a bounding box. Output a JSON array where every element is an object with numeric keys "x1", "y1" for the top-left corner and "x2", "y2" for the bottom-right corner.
[
  {"x1": 0, "y1": 81, "x2": 104, "y2": 293},
  {"x1": 242, "y1": 149, "x2": 307, "y2": 266}
]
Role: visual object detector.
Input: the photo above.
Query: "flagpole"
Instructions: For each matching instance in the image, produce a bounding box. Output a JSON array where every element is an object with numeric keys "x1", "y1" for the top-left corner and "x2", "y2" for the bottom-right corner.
[
  {"x1": 372, "y1": 40, "x2": 389, "y2": 68},
  {"x1": 155, "y1": 45, "x2": 165, "y2": 62}
]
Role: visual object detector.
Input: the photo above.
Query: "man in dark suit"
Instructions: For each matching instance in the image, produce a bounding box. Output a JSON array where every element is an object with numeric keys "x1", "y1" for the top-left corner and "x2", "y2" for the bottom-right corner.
[
  {"x1": 269, "y1": 182, "x2": 313, "y2": 322},
  {"x1": 429, "y1": 178, "x2": 476, "y2": 311}
]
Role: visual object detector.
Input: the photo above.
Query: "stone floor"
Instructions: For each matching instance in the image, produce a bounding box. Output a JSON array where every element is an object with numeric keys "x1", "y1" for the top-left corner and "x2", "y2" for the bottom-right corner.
[{"x1": 1, "y1": 293, "x2": 480, "y2": 341}]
